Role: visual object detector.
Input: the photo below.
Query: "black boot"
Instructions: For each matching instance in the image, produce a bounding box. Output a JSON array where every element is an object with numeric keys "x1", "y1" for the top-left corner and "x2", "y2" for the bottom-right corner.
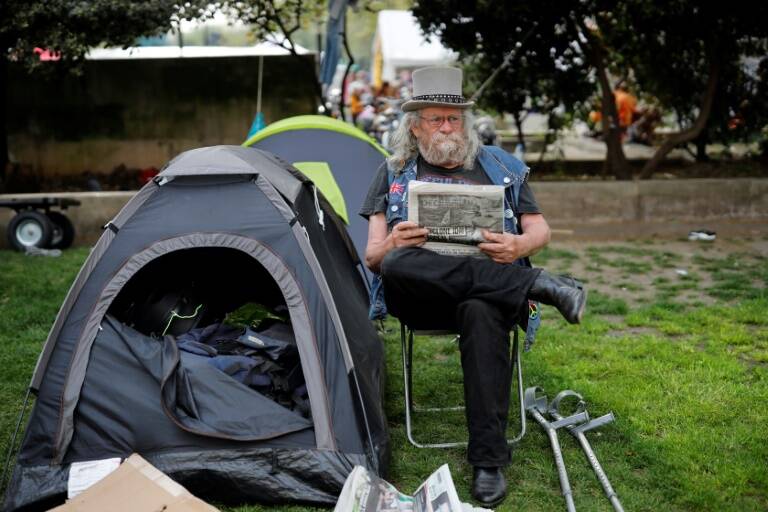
[
  {"x1": 528, "y1": 271, "x2": 587, "y2": 324},
  {"x1": 471, "y1": 467, "x2": 507, "y2": 507}
]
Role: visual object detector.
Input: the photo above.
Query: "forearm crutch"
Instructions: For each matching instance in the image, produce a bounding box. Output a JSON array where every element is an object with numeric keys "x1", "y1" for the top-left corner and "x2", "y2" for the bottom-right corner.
[
  {"x1": 549, "y1": 390, "x2": 624, "y2": 512},
  {"x1": 525, "y1": 387, "x2": 588, "y2": 512}
]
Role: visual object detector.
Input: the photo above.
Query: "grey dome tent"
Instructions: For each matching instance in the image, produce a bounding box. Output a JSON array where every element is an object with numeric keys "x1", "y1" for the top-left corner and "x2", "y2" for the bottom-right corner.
[
  {"x1": 243, "y1": 115, "x2": 388, "y2": 273},
  {"x1": 3, "y1": 145, "x2": 388, "y2": 511}
]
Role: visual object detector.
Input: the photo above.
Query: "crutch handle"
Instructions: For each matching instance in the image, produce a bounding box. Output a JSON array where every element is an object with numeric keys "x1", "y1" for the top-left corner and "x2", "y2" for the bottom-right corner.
[
  {"x1": 550, "y1": 411, "x2": 589, "y2": 430},
  {"x1": 524, "y1": 386, "x2": 548, "y2": 414},
  {"x1": 572, "y1": 413, "x2": 616, "y2": 434}
]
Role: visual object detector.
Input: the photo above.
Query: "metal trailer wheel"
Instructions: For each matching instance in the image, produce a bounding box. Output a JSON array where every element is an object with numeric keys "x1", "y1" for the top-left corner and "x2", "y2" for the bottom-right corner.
[
  {"x1": 6, "y1": 210, "x2": 54, "y2": 251},
  {"x1": 47, "y1": 211, "x2": 76, "y2": 249}
]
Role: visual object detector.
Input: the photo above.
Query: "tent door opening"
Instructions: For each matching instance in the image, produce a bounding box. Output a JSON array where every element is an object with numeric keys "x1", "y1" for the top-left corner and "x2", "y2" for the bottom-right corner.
[{"x1": 101, "y1": 247, "x2": 314, "y2": 441}]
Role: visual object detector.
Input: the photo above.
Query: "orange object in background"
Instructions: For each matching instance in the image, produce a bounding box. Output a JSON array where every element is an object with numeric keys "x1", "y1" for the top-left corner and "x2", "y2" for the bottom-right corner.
[
  {"x1": 614, "y1": 88, "x2": 638, "y2": 129},
  {"x1": 349, "y1": 91, "x2": 364, "y2": 121},
  {"x1": 586, "y1": 86, "x2": 637, "y2": 134}
]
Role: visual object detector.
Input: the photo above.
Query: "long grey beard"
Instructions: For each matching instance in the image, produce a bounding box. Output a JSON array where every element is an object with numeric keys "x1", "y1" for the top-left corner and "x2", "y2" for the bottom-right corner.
[{"x1": 418, "y1": 132, "x2": 469, "y2": 168}]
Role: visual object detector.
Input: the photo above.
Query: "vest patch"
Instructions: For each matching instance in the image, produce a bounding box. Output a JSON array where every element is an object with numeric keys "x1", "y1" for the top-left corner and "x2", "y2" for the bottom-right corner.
[{"x1": 389, "y1": 182, "x2": 405, "y2": 195}]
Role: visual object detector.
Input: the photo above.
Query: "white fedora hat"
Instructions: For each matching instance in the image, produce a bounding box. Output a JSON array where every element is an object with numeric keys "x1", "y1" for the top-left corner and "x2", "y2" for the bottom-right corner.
[{"x1": 401, "y1": 66, "x2": 474, "y2": 112}]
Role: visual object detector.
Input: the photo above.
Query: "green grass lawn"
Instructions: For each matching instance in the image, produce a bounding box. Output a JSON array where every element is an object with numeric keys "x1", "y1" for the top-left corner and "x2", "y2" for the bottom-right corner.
[{"x1": 1, "y1": 241, "x2": 767, "y2": 511}]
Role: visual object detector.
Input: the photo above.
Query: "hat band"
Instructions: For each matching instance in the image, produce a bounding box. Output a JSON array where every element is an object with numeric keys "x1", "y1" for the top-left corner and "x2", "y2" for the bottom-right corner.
[{"x1": 411, "y1": 94, "x2": 468, "y2": 104}]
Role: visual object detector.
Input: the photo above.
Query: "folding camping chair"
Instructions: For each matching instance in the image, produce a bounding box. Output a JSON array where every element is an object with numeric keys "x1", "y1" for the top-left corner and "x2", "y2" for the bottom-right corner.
[{"x1": 400, "y1": 321, "x2": 527, "y2": 449}]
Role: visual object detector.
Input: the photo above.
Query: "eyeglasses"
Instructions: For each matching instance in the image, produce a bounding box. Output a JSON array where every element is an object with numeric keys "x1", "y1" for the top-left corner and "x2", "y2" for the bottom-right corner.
[{"x1": 419, "y1": 114, "x2": 464, "y2": 128}]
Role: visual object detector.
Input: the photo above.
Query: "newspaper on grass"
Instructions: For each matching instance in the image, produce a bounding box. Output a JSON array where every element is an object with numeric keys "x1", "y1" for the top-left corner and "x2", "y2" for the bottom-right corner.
[
  {"x1": 334, "y1": 464, "x2": 493, "y2": 512},
  {"x1": 406, "y1": 180, "x2": 505, "y2": 257}
]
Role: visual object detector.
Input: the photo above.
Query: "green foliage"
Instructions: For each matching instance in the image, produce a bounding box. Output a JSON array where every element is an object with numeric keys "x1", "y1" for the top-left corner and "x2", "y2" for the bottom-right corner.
[
  {"x1": 211, "y1": 1, "x2": 327, "y2": 55},
  {"x1": 410, "y1": 1, "x2": 594, "y2": 136},
  {"x1": 411, "y1": 0, "x2": 768, "y2": 172},
  {"x1": 0, "y1": 1, "x2": 208, "y2": 71},
  {"x1": 225, "y1": 302, "x2": 289, "y2": 329},
  {"x1": 598, "y1": 0, "x2": 768, "y2": 150}
]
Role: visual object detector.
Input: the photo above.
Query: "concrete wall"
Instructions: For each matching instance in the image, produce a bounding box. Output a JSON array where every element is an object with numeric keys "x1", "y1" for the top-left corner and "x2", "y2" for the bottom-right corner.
[
  {"x1": 7, "y1": 55, "x2": 317, "y2": 177},
  {"x1": 1, "y1": 178, "x2": 767, "y2": 249},
  {"x1": 532, "y1": 178, "x2": 768, "y2": 239}
]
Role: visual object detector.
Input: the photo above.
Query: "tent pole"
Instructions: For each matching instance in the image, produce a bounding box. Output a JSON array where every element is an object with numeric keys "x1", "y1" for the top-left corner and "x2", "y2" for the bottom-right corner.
[
  {"x1": 1, "y1": 387, "x2": 32, "y2": 491},
  {"x1": 256, "y1": 55, "x2": 264, "y2": 115}
]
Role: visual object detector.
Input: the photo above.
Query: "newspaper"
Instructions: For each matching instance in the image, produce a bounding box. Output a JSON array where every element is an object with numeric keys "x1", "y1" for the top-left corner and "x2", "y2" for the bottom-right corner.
[
  {"x1": 406, "y1": 181, "x2": 505, "y2": 257},
  {"x1": 334, "y1": 465, "x2": 493, "y2": 512}
]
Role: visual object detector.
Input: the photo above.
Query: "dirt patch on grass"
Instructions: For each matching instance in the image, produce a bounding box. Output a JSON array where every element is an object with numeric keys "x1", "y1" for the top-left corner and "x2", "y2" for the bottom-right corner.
[
  {"x1": 606, "y1": 326, "x2": 658, "y2": 338},
  {"x1": 534, "y1": 236, "x2": 768, "y2": 311}
]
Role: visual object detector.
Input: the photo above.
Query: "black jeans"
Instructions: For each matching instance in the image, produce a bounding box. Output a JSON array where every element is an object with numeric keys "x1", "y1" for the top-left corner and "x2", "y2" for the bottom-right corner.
[{"x1": 380, "y1": 247, "x2": 541, "y2": 467}]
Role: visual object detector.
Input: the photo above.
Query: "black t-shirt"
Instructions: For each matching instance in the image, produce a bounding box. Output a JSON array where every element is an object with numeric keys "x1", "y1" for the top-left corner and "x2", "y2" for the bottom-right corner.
[{"x1": 358, "y1": 156, "x2": 541, "y2": 219}]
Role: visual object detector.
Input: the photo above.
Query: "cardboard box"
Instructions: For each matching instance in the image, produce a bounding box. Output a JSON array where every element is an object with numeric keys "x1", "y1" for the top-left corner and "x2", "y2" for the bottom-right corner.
[{"x1": 49, "y1": 454, "x2": 219, "y2": 512}]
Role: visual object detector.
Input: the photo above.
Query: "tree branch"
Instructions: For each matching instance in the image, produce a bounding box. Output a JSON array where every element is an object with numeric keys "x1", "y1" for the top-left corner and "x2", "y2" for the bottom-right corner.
[
  {"x1": 639, "y1": 58, "x2": 720, "y2": 178},
  {"x1": 339, "y1": 9, "x2": 355, "y2": 122},
  {"x1": 267, "y1": 0, "x2": 326, "y2": 111}
]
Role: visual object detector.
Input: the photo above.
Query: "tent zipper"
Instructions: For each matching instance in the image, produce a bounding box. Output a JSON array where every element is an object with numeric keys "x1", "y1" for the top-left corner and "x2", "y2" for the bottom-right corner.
[{"x1": 312, "y1": 185, "x2": 325, "y2": 231}]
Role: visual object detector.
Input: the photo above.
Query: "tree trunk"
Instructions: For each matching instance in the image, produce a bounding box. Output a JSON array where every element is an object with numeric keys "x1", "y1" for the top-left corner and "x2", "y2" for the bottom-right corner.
[
  {"x1": 513, "y1": 111, "x2": 525, "y2": 150},
  {"x1": 695, "y1": 133, "x2": 709, "y2": 162},
  {"x1": 573, "y1": 18, "x2": 631, "y2": 180},
  {"x1": 596, "y1": 63, "x2": 631, "y2": 180},
  {"x1": 639, "y1": 60, "x2": 719, "y2": 179},
  {"x1": 537, "y1": 130, "x2": 553, "y2": 165},
  {"x1": 0, "y1": 56, "x2": 8, "y2": 186}
]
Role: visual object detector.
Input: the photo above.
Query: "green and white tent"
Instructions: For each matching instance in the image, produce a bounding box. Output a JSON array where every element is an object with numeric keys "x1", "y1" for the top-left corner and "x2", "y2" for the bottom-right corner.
[{"x1": 244, "y1": 115, "x2": 387, "y2": 269}]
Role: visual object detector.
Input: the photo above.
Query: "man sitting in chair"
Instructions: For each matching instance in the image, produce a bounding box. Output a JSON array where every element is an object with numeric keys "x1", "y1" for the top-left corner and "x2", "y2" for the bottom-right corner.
[{"x1": 359, "y1": 66, "x2": 587, "y2": 507}]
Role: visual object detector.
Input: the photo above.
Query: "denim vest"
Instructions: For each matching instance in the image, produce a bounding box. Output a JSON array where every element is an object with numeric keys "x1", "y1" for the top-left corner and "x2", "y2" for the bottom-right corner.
[{"x1": 369, "y1": 146, "x2": 542, "y2": 347}]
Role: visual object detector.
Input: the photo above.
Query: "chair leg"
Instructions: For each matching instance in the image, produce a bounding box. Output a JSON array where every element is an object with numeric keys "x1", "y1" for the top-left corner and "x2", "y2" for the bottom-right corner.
[
  {"x1": 401, "y1": 324, "x2": 467, "y2": 448},
  {"x1": 407, "y1": 328, "x2": 414, "y2": 412},
  {"x1": 401, "y1": 324, "x2": 416, "y2": 447},
  {"x1": 401, "y1": 323, "x2": 409, "y2": 416},
  {"x1": 401, "y1": 324, "x2": 527, "y2": 449},
  {"x1": 508, "y1": 329, "x2": 527, "y2": 445}
]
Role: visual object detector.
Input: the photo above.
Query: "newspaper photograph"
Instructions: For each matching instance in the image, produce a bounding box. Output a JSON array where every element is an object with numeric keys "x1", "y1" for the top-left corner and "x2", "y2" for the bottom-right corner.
[
  {"x1": 334, "y1": 465, "x2": 415, "y2": 512},
  {"x1": 334, "y1": 465, "x2": 491, "y2": 512},
  {"x1": 406, "y1": 181, "x2": 505, "y2": 257},
  {"x1": 411, "y1": 464, "x2": 463, "y2": 512}
]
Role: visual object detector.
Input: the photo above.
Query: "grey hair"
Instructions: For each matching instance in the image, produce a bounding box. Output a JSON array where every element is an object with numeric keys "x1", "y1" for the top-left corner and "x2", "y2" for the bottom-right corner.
[{"x1": 387, "y1": 110, "x2": 480, "y2": 172}]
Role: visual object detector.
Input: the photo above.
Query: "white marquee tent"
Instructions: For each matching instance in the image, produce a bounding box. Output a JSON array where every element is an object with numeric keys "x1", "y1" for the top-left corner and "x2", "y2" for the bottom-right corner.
[
  {"x1": 372, "y1": 10, "x2": 457, "y2": 87},
  {"x1": 87, "y1": 39, "x2": 310, "y2": 60}
]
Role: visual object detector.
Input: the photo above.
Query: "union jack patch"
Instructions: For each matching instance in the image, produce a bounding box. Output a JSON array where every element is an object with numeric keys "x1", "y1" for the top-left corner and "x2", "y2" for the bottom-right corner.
[{"x1": 389, "y1": 182, "x2": 405, "y2": 195}]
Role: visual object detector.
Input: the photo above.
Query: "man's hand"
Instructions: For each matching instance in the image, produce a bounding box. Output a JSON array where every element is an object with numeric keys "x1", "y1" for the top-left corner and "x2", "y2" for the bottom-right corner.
[
  {"x1": 478, "y1": 230, "x2": 527, "y2": 264},
  {"x1": 365, "y1": 214, "x2": 428, "y2": 272},
  {"x1": 476, "y1": 214, "x2": 551, "y2": 264},
  {"x1": 391, "y1": 221, "x2": 428, "y2": 248}
]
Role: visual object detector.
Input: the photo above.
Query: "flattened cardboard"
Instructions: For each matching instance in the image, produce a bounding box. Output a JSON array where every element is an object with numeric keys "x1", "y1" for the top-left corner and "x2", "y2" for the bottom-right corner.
[{"x1": 49, "y1": 454, "x2": 219, "y2": 512}]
